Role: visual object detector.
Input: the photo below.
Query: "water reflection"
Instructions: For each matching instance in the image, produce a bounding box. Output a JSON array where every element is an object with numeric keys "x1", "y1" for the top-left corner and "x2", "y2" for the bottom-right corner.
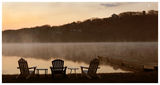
[
  {"x1": 2, "y1": 42, "x2": 158, "y2": 73},
  {"x1": 2, "y1": 56, "x2": 127, "y2": 74}
]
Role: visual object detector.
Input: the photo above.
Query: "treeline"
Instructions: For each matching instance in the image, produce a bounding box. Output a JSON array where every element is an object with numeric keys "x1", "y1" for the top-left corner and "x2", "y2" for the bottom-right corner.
[{"x1": 2, "y1": 10, "x2": 158, "y2": 43}]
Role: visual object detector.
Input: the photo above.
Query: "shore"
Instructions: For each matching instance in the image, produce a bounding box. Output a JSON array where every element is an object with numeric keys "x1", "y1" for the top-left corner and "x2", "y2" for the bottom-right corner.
[{"x1": 2, "y1": 71, "x2": 158, "y2": 83}]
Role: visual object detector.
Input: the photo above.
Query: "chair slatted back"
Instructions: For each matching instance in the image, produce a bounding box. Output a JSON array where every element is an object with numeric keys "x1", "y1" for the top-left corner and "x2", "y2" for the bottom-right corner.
[
  {"x1": 52, "y1": 59, "x2": 64, "y2": 71},
  {"x1": 18, "y1": 58, "x2": 29, "y2": 75},
  {"x1": 88, "y1": 58, "x2": 100, "y2": 75}
]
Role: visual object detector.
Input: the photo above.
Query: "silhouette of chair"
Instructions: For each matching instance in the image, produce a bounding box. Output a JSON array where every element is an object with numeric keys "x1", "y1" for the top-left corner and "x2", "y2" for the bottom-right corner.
[
  {"x1": 80, "y1": 58, "x2": 101, "y2": 79},
  {"x1": 17, "y1": 58, "x2": 37, "y2": 79},
  {"x1": 50, "y1": 59, "x2": 67, "y2": 78}
]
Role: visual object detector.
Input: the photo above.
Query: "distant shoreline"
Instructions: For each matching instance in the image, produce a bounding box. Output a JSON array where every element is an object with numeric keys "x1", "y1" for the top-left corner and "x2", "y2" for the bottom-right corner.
[{"x1": 3, "y1": 11, "x2": 158, "y2": 43}]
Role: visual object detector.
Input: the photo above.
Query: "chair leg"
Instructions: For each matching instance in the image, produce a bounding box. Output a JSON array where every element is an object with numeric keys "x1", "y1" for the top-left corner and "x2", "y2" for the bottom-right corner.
[
  {"x1": 52, "y1": 74, "x2": 54, "y2": 78},
  {"x1": 26, "y1": 72, "x2": 35, "y2": 79},
  {"x1": 16, "y1": 74, "x2": 22, "y2": 79},
  {"x1": 97, "y1": 75, "x2": 101, "y2": 79},
  {"x1": 86, "y1": 75, "x2": 92, "y2": 79},
  {"x1": 90, "y1": 74, "x2": 101, "y2": 79},
  {"x1": 51, "y1": 71, "x2": 54, "y2": 79},
  {"x1": 63, "y1": 74, "x2": 65, "y2": 78},
  {"x1": 81, "y1": 73, "x2": 92, "y2": 79},
  {"x1": 26, "y1": 75, "x2": 31, "y2": 79}
]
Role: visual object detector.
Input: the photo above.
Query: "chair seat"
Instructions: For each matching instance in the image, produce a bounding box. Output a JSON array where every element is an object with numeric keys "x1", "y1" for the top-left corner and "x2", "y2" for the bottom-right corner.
[
  {"x1": 53, "y1": 70, "x2": 65, "y2": 74},
  {"x1": 53, "y1": 69, "x2": 63, "y2": 71},
  {"x1": 83, "y1": 70, "x2": 88, "y2": 74},
  {"x1": 29, "y1": 71, "x2": 34, "y2": 74}
]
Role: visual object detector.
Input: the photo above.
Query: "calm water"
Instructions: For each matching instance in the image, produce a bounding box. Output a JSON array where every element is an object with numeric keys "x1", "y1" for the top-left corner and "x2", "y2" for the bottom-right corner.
[{"x1": 2, "y1": 42, "x2": 157, "y2": 74}]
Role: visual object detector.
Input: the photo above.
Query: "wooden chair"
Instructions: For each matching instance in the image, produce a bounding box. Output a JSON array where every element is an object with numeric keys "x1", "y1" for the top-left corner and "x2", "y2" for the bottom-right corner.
[
  {"x1": 17, "y1": 58, "x2": 36, "y2": 79},
  {"x1": 80, "y1": 58, "x2": 100, "y2": 79},
  {"x1": 50, "y1": 59, "x2": 67, "y2": 78}
]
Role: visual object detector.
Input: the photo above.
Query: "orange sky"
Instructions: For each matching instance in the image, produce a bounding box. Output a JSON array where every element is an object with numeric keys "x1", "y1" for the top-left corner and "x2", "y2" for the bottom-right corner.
[{"x1": 2, "y1": 2, "x2": 158, "y2": 30}]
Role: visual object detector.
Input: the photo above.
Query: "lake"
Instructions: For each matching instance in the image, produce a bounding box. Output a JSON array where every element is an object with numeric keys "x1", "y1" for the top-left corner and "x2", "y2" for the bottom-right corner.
[{"x1": 2, "y1": 42, "x2": 158, "y2": 74}]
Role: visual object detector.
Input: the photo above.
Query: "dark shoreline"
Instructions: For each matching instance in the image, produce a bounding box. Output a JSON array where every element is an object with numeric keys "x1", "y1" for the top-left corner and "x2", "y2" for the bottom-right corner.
[{"x1": 2, "y1": 71, "x2": 158, "y2": 83}]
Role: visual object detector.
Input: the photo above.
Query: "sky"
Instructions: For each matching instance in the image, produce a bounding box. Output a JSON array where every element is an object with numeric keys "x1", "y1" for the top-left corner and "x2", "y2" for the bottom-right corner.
[{"x1": 2, "y1": 2, "x2": 158, "y2": 30}]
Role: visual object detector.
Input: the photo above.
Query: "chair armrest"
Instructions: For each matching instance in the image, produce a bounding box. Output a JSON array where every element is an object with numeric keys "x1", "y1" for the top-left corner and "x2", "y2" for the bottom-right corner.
[
  {"x1": 63, "y1": 66, "x2": 67, "y2": 71},
  {"x1": 28, "y1": 66, "x2": 37, "y2": 69},
  {"x1": 17, "y1": 66, "x2": 37, "y2": 69},
  {"x1": 50, "y1": 66, "x2": 53, "y2": 71},
  {"x1": 29, "y1": 66, "x2": 37, "y2": 72},
  {"x1": 50, "y1": 66, "x2": 53, "y2": 69},
  {"x1": 28, "y1": 66, "x2": 36, "y2": 73},
  {"x1": 80, "y1": 66, "x2": 89, "y2": 73},
  {"x1": 80, "y1": 66, "x2": 89, "y2": 69}
]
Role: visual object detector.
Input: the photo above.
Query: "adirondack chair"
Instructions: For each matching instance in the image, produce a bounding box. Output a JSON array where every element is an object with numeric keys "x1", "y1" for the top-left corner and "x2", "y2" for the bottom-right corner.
[
  {"x1": 80, "y1": 58, "x2": 100, "y2": 79},
  {"x1": 17, "y1": 58, "x2": 37, "y2": 79},
  {"x1": 50, "y1": 59, "x2": 67, "y2": 78}
]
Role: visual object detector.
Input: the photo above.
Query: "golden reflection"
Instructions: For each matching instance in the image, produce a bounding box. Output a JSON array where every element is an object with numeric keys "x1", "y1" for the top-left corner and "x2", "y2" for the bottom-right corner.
[{"x1": 2, "y1": 56, "x2": 127, "y2": 74}]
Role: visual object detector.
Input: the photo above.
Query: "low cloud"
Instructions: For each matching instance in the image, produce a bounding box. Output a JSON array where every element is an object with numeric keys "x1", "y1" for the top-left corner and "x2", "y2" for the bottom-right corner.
[
  {"x1": 100, "y1": 3, "x2": 121, "y2": 7},
  {"x1": 100, "y1": 2, "x2": 133, "y2": 8}
]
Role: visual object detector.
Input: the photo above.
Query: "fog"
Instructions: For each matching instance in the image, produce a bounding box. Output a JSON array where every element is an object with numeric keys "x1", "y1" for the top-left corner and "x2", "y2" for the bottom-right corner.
[{"x1": 2, "y1": 42, "x2": 158, "y2": 71}]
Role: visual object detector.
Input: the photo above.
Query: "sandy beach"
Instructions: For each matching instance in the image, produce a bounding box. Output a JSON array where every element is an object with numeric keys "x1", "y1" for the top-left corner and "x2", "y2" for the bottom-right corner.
[{"x1": 2, "y1": 71, "x2": 158, "y2": 83}]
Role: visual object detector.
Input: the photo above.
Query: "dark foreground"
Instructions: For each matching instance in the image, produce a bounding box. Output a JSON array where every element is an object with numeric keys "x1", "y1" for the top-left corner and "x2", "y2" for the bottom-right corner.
[{"x1": 2, "y1": 71, "x2": 158, "y2": 83}]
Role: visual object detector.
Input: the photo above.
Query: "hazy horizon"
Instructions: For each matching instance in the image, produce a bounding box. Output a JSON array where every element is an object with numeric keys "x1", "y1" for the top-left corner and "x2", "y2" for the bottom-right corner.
[{"x1": 3, "y1": 42, "x2": 158, "y2": 74}]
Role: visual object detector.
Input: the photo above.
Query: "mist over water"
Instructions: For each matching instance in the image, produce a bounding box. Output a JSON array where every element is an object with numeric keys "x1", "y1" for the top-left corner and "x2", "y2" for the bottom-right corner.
[{"x1": 3, "y1": 42, "x2": 158, "y2": 71}]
